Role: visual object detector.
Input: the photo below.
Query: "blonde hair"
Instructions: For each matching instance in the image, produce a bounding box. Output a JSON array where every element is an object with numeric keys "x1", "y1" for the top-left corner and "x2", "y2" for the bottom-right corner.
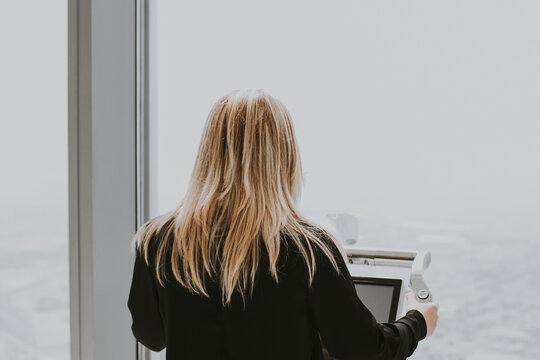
[{"x1": 131, "y1": 89, "x2": 343, "y2": 305}]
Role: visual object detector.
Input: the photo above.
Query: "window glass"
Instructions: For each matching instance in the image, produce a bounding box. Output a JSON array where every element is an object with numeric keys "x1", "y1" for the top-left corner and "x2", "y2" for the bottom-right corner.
[
  {"x1": 153, "y1": 1, "x2": 540, "y2": 358},
  {"x1": 0, "y1": 2, "x2": 69, "y2": 359}
]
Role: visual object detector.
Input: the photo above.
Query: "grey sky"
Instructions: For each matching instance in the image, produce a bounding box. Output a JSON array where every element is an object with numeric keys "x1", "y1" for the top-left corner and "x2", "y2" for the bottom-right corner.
[
  {"x1": 0, "y1": 0, "x2": 538, "y2": 234},
  {"x1": 154, "y1": 0, "x2": 540, "y2": 234}
]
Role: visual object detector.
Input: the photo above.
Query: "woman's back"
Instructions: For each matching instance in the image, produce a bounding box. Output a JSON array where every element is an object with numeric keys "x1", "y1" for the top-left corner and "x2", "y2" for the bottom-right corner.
[
  {"x1": 127, "y1": 90, "x2": 431, "y2": 359},
  {"x1": 128, "y1": 226, "x2": 427, "y2": 360}
]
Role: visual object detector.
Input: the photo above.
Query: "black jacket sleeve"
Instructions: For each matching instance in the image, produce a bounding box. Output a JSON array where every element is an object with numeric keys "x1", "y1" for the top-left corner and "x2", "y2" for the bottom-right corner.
[
  {"x1": 307, "y1": 235, "x2": 427, "y2": 360},
  {"x1": 127, "y1": 246, "x2": 167, "y2": 352}
]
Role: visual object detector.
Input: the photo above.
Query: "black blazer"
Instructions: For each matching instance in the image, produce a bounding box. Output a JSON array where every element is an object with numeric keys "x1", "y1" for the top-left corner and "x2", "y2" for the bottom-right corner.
[{"x1": 127, "y1": 227, "x2": 427, "y2": 360}]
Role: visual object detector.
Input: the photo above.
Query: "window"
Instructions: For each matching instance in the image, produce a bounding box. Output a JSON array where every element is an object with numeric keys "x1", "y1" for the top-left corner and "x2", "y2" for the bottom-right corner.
[
  {"x1": 150, "y1": 1, "x2": 540, "y2": 358},
  {"x1": 0, "y1": 1, "x2": 69, "y2": 359}
]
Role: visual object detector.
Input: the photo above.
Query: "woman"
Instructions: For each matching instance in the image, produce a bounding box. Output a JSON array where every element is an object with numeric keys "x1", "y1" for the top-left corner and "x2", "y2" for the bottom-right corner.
[{"x1": 127, "y1": 89, "x2": 439, "y2": 359}]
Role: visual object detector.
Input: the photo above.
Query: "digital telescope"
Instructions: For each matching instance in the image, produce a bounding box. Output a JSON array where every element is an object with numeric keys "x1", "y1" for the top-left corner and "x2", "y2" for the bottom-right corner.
[{"x1": 321, "y1": 213, "x2": 434, "y2": 322}]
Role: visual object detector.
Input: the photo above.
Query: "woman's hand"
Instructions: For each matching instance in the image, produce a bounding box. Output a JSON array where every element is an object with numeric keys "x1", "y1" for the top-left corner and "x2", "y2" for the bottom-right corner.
[{"x1": 405, "y1": 288, "x2": 439, "y2": 338}]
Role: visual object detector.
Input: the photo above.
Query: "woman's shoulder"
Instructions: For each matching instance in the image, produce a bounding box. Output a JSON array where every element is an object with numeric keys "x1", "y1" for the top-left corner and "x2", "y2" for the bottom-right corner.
[
  {"x1": 134, "y1": 213, "x2": 176, "y2": 267},
  {"x1": 280, "y1": 220, "x2": 344, "y2": 265},
  {"x1": 298, "y1": 220, "x2": 342, "y2": 251}
]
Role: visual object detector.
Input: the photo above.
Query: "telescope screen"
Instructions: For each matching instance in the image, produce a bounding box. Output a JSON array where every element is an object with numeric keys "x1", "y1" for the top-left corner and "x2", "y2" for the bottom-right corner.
[{"x1": 352, "y1": 277, "x2": 402, "y2": 323}]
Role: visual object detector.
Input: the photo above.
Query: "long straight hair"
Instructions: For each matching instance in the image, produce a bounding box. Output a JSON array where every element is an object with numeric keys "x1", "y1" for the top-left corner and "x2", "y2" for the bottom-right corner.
[{"x1": 132, "y1": 89, "x2": 343, "y2": 305}]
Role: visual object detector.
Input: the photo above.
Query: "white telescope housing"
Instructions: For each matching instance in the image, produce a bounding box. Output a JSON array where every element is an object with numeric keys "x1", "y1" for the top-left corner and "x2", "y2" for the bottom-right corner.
[
  {"x1": 345, "y1": 246, "x2": 433, "y2": 322},
  {"x1": 317, "y1": 213, "x2": 433, "y2": 323}
]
